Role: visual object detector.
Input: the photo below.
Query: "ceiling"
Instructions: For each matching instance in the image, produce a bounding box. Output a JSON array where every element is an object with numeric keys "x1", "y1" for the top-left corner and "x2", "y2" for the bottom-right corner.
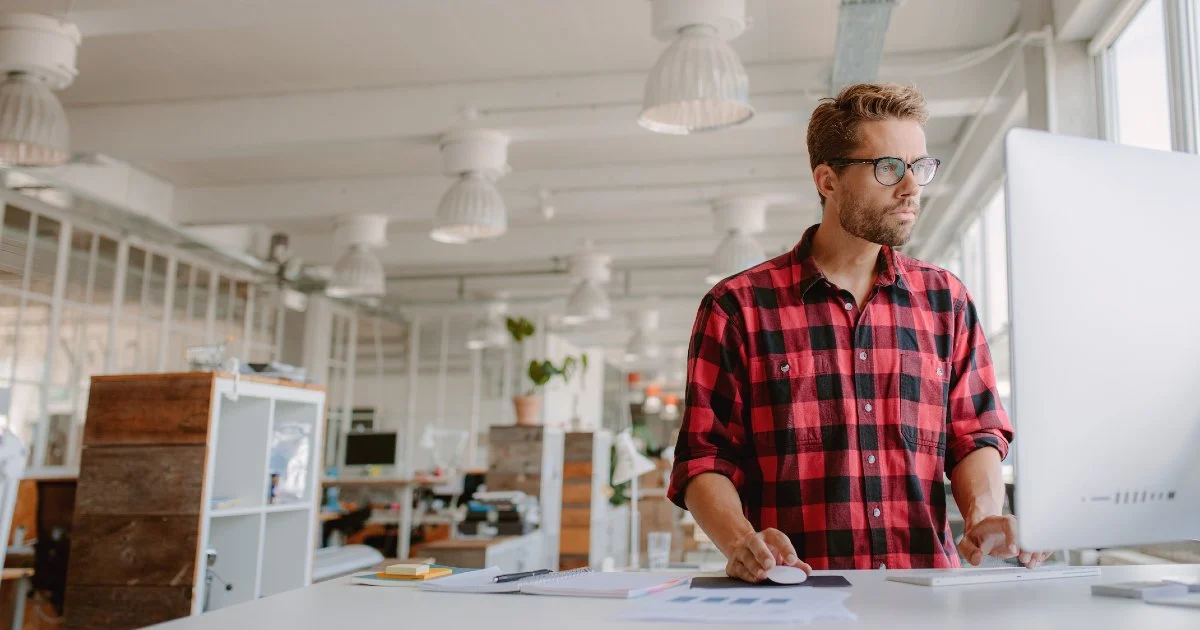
[{"x1": 2, "y1": 0, "x2": 1031, "y2": 368}]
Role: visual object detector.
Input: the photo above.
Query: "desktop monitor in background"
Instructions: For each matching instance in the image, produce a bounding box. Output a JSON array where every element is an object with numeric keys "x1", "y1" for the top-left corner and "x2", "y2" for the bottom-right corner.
[
  {"x1": 343, "y1": 431, "x2": 398, "y2": 468},
  {"x1": 1005, "y1": 128, "x2": 1200, "y2": 551}
]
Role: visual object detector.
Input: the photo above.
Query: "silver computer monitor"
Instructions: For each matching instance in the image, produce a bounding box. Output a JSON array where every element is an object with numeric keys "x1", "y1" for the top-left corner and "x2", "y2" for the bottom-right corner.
[{"x1": 1006, "y1": 128, "x2": 1200, "y2": 551}]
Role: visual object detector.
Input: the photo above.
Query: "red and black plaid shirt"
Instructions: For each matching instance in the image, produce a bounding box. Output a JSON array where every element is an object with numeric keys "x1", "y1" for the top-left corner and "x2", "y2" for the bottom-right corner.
[{"x1": 669, "y1": 224, "x2": 1013, "y2": 570}]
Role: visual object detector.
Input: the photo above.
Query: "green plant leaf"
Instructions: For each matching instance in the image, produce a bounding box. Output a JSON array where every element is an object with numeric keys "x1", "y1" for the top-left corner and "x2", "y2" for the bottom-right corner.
[
  {"x1": 527, "y1": 359, "x2": 555, "y2": 387},
  {"x1": 561, "y1": 356, "x2": 577, "y2": 382},
  {"x1": 505, "y1": 316, "x2": 536, "y2": 343}
]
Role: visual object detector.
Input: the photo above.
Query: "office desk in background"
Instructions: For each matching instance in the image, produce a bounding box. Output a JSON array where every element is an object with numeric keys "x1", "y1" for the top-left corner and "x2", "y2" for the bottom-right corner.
[
  {"x1": 153, "y1": 565, "x2": 1200, "y2": 629},
  {"x1": 320, "y1": 476, "x2": 444, "y2": 560}
]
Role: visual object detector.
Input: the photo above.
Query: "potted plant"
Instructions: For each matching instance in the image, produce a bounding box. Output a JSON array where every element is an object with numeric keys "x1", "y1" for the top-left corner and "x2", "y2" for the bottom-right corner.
[{"x1": 506, "y1": 316, "x2": 589, "y2": 426}]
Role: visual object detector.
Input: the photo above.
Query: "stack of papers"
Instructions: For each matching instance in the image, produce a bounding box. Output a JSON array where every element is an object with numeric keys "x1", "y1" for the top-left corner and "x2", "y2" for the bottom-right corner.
[{"x1": 614, "y1": 587, "x2": 856, "y2": 624}]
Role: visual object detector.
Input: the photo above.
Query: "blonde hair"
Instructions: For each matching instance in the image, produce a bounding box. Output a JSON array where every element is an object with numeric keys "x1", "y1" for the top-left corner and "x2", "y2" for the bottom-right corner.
[{"x1": 807, "y1": 83, "x2": 930, "y2": 205}]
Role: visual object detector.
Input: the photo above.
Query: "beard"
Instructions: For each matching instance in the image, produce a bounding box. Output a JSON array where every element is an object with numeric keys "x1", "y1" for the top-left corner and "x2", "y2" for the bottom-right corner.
[{"x1": 836, "y1": 190, "x2": 920, "y2": 247}]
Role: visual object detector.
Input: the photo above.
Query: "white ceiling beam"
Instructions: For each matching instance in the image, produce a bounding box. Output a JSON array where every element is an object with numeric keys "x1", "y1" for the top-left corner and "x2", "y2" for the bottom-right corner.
[
  {"x1": 64, "y1": 0, "x2": 445, "y2": 37},
  {"x1": 393, "y1": 293, "x2": 706, "y2": 318},
  {"x1": 68, "y1": 50, "x2": 1007, "y2": 164},
  {"x1": 289, "y1": 211, "x2": 813, "y2": 268},
  {"x1": 1052, "y1": 0, "x2": 1129, "y2": 42},
  {"x1": 174, "y1": 149, "x2": 951, "y2": 225}
]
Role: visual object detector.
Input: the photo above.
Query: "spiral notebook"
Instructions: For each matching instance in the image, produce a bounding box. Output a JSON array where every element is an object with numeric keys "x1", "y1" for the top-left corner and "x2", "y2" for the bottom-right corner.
[{"x1": 419, "y1": 566, "x2": 689, "y2": 598}]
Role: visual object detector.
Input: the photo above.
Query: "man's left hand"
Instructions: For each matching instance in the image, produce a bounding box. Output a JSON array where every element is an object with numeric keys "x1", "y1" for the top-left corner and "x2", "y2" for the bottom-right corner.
[{"x1": 958, "y1": 514, "x2": 1053, "y2": 568}]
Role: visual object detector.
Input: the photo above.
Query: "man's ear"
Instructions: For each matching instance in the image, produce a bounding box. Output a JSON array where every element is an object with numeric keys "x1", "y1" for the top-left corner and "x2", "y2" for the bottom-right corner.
[{"x1": 813, "y1": 164, "x2": 838, "y2": 204}]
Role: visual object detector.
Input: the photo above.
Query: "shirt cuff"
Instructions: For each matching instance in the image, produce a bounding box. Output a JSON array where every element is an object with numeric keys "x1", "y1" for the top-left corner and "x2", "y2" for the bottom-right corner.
[
  {"x1": 667, "y1": 453, "x2": 743, "y2": 510},
  {"x1": 946, "y1": 429, "x2": 1011, "y2": 475}
]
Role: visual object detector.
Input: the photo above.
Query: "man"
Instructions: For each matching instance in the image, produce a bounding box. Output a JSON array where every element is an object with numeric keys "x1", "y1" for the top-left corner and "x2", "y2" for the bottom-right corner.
[{"x1": 668, "y1": 83, "x2": 1050, "y2": 581}]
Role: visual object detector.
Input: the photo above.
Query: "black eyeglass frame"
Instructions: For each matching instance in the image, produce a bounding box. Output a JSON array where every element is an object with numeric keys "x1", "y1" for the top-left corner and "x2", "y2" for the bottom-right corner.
[{"x1": 825, "y1": 156, "x2": 943, "y2": 187}]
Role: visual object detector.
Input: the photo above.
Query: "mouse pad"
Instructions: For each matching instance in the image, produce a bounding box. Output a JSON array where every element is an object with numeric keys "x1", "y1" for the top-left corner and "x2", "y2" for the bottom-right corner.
[{"x1": 690, "y1": 576, "x2": 852, "y2": 589}]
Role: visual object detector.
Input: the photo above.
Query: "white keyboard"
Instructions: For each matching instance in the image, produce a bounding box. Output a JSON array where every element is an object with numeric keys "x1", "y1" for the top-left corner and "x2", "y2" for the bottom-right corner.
[{"x1": 887, "y1": 566, "x2": 1102, "y2": 587}]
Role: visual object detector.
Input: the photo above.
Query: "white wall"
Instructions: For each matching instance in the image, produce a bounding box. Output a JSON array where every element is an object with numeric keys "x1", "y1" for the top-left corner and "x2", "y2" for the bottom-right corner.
[
  {"x1": 352, "y1": 370, "x2": 509, "y2": 471},
  {"x1": 350, "y1": 333, "x2": 607, "y2": 471},
  {"x1": 542, "y1": 335, "x2": 605, "y2": 430}
]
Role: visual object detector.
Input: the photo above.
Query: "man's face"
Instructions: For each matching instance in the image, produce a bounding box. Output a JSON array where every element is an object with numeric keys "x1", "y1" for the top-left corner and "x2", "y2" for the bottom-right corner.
[{"x1": 830, "y1": 119, "x2": 929, "y2": 247}]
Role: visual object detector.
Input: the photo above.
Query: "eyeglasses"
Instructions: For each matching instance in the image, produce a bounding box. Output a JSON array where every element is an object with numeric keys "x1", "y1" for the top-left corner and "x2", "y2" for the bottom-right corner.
[{"x1": 826, "y1": 156, "x2": 942, "y2": 187}]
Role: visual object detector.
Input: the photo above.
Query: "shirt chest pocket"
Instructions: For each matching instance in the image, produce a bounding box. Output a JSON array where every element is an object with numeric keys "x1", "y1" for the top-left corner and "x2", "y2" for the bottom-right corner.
[
  {"x1": 898, "y1": 352, "x2": 952, "y2": 454},
  {"x1": 748, "y1": 353, "x2": 837, "y2": 453}
]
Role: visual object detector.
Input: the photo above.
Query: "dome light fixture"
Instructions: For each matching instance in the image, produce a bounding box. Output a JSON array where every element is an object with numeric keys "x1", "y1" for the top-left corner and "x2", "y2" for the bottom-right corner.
[
  {"x1": 625, "y1": 309, "x2": 662, "y2": 362},
  {"x1": 705, "y1": 195, "x2": 769, "y2": 285},
  {"x1": 563, "y1": 241, "x2": 613, "y2": 325},
  {"x1": 326, "y1": 214, "x2": 389, "y2": 298},
  {"x1": 0, "y1": 14, "x2": 81, "y2": 167},
  {"x1": 430, "y1": 127, "x2": 511, "y2": 244},
  {"x1": 639, "y1": 0, "x2": 753, "y2": 135},
  {"x1": 466, "y1": 300, "x2": 511, "y2": 351}
]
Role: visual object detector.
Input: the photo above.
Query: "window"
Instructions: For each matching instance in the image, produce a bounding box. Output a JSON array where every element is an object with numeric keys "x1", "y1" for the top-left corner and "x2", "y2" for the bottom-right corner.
[
  {"x1": 929, "y1": 186, "x2": 1011, "y2": 400},
  {"x1": 1110, "y1": 0, "x2": 1173, "y2": 150},
  {"x1": 982, "y1": 189, "x2": 1009, "y2": 334},
  {"x1": 0, "y1": 198, "x2": 282, "y2": 472}
]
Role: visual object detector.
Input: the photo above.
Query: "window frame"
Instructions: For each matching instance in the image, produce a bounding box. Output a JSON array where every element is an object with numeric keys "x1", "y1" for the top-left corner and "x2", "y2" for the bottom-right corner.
[
  {"x1": 0, "y1": 187, "x2": 282, "y2": 475},
  {"x1": 1095, "y1": 0, "x2": 1200, "y2": 152}
]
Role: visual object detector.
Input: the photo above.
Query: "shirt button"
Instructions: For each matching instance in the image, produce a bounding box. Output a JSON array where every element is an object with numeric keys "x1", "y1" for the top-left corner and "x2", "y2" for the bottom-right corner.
[
  {"x1": 936, "y1": 366, "x2": 945, "y2": 376},
  {"x1": 879, "y1": 563, "x2": 887, "y2": 570},
  {"x1": 873, "y1": 508, "x2": 881, "y2": 518},
  {"x1": 867, "y1": 455, "x2": 876, "y2": 464},
  {"x1": 859, "y1": 351, "x2": 867, "y2": 361},
  {"x1": 780, "y1": 363, "x2": 790, "y2": 373},
  {"x1": 844, "y1": 302, "x2": 853, "y2": 311},
  {"x1": 864, "y1": 403, "x2": 873, "y2": 412}
]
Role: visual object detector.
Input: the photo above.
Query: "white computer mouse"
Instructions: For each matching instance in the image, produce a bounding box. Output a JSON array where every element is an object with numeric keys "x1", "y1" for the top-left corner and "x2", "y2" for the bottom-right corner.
[{"x1": 764, "y1": 565, "x2": 808, "y2": 585}]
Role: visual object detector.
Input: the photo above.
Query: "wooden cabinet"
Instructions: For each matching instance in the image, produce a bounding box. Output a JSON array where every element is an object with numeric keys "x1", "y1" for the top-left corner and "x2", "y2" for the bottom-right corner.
[
  {"x1": 559, "y1": 430, "x2": 612, "y2": 569},
  {"x1": 484, "y1": 426, "x2": 563, "y2": 571},
  {"x1": 64, "y1": 373, "x2": 325, "y2": 630}
]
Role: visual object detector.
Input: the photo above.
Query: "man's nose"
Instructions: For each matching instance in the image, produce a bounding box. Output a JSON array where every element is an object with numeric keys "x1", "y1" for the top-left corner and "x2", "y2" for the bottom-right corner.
[{"x1": 897, "y1": 169, "x2": 921, "y2": 197}]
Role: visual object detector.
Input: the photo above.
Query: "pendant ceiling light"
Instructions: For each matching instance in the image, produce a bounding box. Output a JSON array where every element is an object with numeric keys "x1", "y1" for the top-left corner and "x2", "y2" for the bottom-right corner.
[
  {"x1": 564, "y1": 279, "x2": 610, "y2": 325},
  {"x1": 327, "y1": 214, "x2": 389, "y2": 298},
  {"x1": 0, "y1": 14, "x2": 81, "y2": 167},
  {"x1": 430, "y1": 127, "x2": 511, "y2": 244},
  {"x1": 639, "y1": 0, "x2": 753, "y2": 135},
  {"x1": 466, "y1": 300, "x2": 510, "y2": 350},
  {"x1": 705, "y1": 195, "x2": 768, "y2": 285},
  {"x1": 563, "y1": 241, "x2": 613, "y2": 325},
  {"x1": 625, "y1": 309, "x2": 661, "y2": 362}
]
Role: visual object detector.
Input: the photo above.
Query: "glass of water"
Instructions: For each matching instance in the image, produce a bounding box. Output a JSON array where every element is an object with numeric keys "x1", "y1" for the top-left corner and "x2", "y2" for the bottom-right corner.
[{"x1": 647, "y1": 531, "x2": 672, "y2": 570}]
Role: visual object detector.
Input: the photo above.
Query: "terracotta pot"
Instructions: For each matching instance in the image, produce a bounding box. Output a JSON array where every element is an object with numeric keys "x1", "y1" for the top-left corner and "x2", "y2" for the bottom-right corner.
[{"x1": 512, "y1": 395, "x2": 542, "y2": 426}]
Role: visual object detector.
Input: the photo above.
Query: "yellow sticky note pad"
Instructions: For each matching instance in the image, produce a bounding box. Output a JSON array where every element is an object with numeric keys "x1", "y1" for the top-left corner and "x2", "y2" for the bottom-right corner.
[
  {"x1": 374, "y1": 567, "x2": 451, "y2": 581},
  {"x1": 386, "y1": 563, "x2": 430, "y2": 576}
]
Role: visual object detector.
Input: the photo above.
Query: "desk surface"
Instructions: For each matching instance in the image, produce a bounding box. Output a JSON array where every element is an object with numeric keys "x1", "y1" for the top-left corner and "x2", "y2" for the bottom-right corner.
[
  {"x1": 0, "y1": 568, "x2": 32, "y2": 580},
  {"x1": 153, "y1": 564, "x2": 1200, "y2": 629},
  {"x1": 320, "y1": 476, "x2": 445, "y2": 487}
]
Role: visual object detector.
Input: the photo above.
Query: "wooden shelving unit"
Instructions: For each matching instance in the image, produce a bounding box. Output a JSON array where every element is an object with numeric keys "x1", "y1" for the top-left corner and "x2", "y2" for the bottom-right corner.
[{"x1": 64, "y1": 373, "x2": 325, "y2": 629}]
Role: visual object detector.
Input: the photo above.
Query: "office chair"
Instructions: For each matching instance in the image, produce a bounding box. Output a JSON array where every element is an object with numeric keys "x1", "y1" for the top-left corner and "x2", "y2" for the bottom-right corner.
[
  {"x1": 0, "y1": 429, "x2": 26, "y2": 580},
  {"x1": 34, "y1": 479, "x2": 75, "y2": 614},
  {"x1": 322, "y1": 506, "x2": 372, "y2": 547}
]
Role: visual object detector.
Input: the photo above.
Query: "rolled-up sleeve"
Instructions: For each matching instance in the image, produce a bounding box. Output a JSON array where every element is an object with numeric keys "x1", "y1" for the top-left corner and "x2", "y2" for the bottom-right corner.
[
  {"x1": 945, "y1": 291, "x2": 1014, "y2": 475},
  {"x1": 668, "y1": 292, "x2": 750, "y2": 510}
]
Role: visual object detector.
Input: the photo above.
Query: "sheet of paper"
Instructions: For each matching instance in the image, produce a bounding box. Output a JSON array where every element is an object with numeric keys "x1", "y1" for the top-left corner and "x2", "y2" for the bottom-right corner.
[
  {"x1": 418, "y1": 566, "x2": 519, "y2": 593},
  {"x1": 614, "y1": 587, "x2": 856, "y2": 624},
  {"x1": 689, "y1": 575, "x2": 852, "y2": 589}
]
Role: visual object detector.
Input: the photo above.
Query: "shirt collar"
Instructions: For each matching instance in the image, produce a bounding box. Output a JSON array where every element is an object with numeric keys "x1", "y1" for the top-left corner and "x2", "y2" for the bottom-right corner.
[{"x1": 791, "y1": 224, "x2": 910, "y2": 302}]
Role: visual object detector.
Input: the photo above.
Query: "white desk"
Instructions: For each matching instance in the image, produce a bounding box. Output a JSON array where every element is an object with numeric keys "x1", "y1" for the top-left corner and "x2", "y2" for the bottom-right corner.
[{"x1": 153, "y1": 565, "x2": 1200, "y2": 629}]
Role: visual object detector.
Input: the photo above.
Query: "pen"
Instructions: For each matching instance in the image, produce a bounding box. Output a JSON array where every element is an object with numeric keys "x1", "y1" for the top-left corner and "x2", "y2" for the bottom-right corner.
[{"x1": 493, "y1": 569, "x2": 553, "y2": 583}]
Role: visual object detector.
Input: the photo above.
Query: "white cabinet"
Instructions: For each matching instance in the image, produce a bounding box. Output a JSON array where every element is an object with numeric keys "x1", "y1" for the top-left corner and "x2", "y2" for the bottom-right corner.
[{"x1": 198, "y1": 378, "x2": 326, "y2": 612}]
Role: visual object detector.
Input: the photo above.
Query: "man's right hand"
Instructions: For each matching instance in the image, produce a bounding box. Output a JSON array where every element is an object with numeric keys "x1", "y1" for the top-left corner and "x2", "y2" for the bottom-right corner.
[{"x1": 724, "y1": 528, "x2": 813, "y2": 582}]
